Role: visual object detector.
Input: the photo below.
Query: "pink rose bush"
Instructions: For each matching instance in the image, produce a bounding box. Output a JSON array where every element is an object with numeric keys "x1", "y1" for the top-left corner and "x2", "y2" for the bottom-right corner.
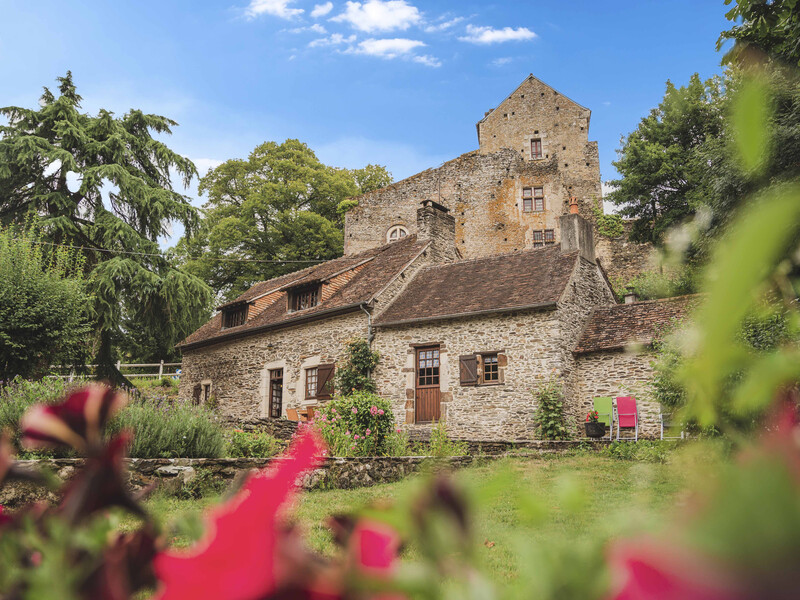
[{"x1": 313, "y1": 391, "x2": 395, "y2": 456}]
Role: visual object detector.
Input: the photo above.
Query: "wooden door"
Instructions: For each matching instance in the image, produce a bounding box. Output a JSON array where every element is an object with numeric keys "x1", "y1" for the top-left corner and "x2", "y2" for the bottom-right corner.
[
  {"x1": 269, "y1": 369, "x2": 283, "y2": 418},
  {"x1": 415, "y1": 346, "x2": 441, "y2": 423}
]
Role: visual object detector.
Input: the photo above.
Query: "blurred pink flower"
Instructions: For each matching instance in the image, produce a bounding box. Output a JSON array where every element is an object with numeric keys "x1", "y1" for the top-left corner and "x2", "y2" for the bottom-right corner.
[{"x1": 608, "y1": 539, "x2": 744, "y2": 600}]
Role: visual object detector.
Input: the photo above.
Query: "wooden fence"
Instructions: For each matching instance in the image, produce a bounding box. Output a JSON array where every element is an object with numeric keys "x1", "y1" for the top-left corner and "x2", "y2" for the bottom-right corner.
[{"x1": 48, "y1": 362, "x2": 182, "y2": 381}]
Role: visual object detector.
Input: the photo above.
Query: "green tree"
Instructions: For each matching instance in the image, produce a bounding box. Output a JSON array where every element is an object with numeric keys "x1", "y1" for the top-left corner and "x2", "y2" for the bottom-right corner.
[
  {"x1": 176, "y1": 140, "x2": 392, "y2": 301},
  {"x1": 606, "y1": 74, "x2": 725, "y2": 243},
  {"x1": 719, "y1": 0, "x2": 800, "y2": 66},
  {"x1": 0, "y1": 227, "x2": 91, "y2": 380},
  {"x1": 0, "y1": 72, "x2": 212, "y2": 380}
]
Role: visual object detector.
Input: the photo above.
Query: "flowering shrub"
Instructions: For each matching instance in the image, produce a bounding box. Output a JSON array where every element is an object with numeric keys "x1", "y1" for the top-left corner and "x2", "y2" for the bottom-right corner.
[
  {"x1": 314, "y1": 391, "x2": 394, "y2": 456},
  {"x1": 532, "y1": 375, "x2": 571, "y2": 440},
  {"x1": 226, "y1": 429, "x2": 282, "y2": 458}
]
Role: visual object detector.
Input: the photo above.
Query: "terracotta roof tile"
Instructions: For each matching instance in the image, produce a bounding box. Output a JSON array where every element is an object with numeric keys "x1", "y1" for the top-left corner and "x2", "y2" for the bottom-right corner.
[
  {"x1": 373, "y1": 245, "x2": 578, "y2": 326},
  {"x1": 180, "y1": 235, "x2": 429, "y2": 349},
  {"x1": 574, "y1": 295, "x2": 700, "y2": 354}
]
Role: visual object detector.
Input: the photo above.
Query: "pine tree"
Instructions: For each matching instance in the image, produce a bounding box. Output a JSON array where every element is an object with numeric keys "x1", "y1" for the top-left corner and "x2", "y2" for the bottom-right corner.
[{"x1": 0, "y1": 72, "x2": 212, "y2": 381}]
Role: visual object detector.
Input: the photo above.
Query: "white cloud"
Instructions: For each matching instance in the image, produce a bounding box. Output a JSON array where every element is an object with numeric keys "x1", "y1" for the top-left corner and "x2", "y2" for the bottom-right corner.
[
  {"x1": 491, "y1": 57, "x2": 513, "y2": 67},
  {"x1": 308, "y1": 33, "x2": 357, "y2": 47},
  {"x1": 458, "y1": 25, "x2": 536, "y2": 44},
  {"x1": 413, "y1": 54, "x2": 441, "y2": 67},
  {"x1": 332, "y1": 0, "x2": 422, "y2": 33},
  {"x1": 311, "y1": 2, "x2": 334, "y2": 17},
  {"x1": 245, "y1": 0, "x2": 304, "y2": 19},
  {"x1": 287, "y1": 23, "x2": 327, "y2": 33},
  {"x1": 349, "y1": 37, "x2": 425, "y2": 58},
  {"x1": 423, "y1": 16, "x2": 463, "y2": 33}
]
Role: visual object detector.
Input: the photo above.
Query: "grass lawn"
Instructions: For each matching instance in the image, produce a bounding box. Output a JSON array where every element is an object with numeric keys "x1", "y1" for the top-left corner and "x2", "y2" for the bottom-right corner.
[{"x1": 122, "y1": 452, "x2": 689, "y2": 585}]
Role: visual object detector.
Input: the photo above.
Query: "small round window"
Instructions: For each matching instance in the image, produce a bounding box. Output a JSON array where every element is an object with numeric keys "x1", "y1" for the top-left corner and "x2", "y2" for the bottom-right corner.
[{"x1": 386, "y1": 225, "x2": 408, "y2": 243}]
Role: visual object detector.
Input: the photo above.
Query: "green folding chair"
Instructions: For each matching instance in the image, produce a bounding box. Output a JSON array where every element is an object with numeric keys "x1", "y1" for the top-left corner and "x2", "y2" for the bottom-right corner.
[{"x1": 592, "y1": 397, "x2": 613, "y2": 440}]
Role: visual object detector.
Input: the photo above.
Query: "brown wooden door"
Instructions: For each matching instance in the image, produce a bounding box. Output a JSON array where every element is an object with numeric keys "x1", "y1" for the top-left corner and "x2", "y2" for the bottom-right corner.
[
  {"x1": 269, "y1": 369, "x2": 283, "y2": 418},
  {"x1": 415, "y1": 346, "x2": 441, "y2": 423}
]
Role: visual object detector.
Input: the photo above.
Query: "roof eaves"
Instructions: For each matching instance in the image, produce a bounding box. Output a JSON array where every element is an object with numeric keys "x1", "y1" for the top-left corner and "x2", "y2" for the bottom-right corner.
[{"x1": 178, "y1": 302, "x2": 365, "y2": 351}]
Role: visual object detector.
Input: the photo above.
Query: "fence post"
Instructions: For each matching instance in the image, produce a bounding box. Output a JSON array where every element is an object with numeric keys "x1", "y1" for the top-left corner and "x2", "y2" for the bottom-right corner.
[
  {"x1": 69, "y1": 367, "x2": 75, "y2": 383},
  {"x1": 116, "y1": 360, "x2": 121, "y2": 374},
  {"x1": 159, "y1": 360, "x2": 164, "y2": 378}
]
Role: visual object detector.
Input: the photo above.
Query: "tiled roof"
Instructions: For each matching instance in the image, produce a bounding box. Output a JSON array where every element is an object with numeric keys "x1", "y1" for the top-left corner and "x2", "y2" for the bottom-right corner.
[
  {"x1": 179, "y1": 235, "x2": 429, "y2": 349},
  {"x1": 373, "y1": 245, "x2": 578, "y2": 326},
  {"x1": 574, "y1": 295, "x2": 700, "y2": 354}
]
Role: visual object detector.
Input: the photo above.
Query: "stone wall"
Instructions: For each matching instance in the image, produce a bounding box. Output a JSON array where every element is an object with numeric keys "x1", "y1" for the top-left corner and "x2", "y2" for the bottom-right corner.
[
  {"x1": 373, "y1": 307, "x2": 562, "y2": 441},
  {"x1": 594, "y1": 221, "x2": 656, "y2": 289},
  {"x1": 179, "y1": 311, "x2": 369, "y2": 421},
  {"x1": 344, "y1": 148, "x2": 603, "y2": 264},
  {"x1": 573, "y1": 349, "x2": 661, "y2": 438},
  {"x1": 0, "y1": 455, "x2": 485, "y2": 509},
  {"x1": 556, "y1": 258, "x2": 618, "y2": 432}
]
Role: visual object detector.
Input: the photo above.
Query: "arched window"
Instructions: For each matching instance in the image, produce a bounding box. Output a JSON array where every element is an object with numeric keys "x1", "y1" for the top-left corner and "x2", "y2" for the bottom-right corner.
[{"x1": 386, "y1": 225, "x2": 408, "y2": 243}]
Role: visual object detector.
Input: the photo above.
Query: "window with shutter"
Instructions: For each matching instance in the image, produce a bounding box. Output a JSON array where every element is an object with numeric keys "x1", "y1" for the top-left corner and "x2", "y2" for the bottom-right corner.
[
  {"x1": 459, "y1": 354, "x2": 478, "y2": 386},
  {"x1": 314, "y1": 363, "x2": 336, "y2": 400}
]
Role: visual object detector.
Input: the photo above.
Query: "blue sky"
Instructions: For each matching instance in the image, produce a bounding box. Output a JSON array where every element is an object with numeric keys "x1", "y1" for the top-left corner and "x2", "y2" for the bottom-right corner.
[{"x1": 1, "y1": 1, "x2": 731, "y2": 244}]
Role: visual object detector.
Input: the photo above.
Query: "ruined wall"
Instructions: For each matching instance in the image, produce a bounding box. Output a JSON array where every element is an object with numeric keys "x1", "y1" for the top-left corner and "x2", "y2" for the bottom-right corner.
[
  {"x1": 345, "y1": 148, "x2": 602, "y2": 261},
  {"x1": 573, "y1": 349, "x2": 661, "y2": 439},
  {"x1": 594, "y1": 221, "x2": 657, "y2": 289}
]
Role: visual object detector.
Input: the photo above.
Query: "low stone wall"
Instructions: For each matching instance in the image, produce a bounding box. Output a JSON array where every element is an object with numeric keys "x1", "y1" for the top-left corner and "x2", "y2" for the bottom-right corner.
[
  {"x1": 223, "y1": 416, "x2": 298, "y2": 440},
  {"x1": 0, "y1": 455, "x2": 483, "y2": 509}
]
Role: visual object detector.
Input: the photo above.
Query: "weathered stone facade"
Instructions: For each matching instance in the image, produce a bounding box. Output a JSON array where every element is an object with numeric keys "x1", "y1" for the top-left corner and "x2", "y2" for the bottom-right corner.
[
  {"x1": 179, "y1": 311, "x2": 369, "y2": 420},
  {"x1": 372, "y1": 254, "x2": 615, "y2": 441},
  {"x1": 573, "y1": 349, "x2": 661, "y2": 439},
  {"x1": 343, "y1": 75, "x2": 648, "y2": 284}
]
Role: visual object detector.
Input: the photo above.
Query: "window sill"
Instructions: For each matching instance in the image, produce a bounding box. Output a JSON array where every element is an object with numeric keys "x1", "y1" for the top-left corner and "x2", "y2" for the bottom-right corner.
[{"x1": 477, "y1": 382, "x2": 504, "y2": 387}]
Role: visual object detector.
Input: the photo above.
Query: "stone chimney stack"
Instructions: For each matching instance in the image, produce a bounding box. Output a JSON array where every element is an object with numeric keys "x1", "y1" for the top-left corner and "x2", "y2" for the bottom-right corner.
[
  {"x1": 559, "y1": 213, "x2": 596, "y2": 263},
  {"x1": 417, "y1": 200, "x2": 457, "y2": 262}
]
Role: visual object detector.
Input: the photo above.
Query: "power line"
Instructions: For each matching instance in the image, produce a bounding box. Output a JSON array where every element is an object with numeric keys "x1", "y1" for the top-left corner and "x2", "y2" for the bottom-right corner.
[{"x1": 31, "y1": 239, "x2": 327, "y2": 264}]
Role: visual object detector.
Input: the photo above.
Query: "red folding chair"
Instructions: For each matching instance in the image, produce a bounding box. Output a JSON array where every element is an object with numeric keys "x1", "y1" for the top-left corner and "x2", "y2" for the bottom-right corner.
[{"x1": 615, "y1": 396, "x2": 638, "y2": 441}]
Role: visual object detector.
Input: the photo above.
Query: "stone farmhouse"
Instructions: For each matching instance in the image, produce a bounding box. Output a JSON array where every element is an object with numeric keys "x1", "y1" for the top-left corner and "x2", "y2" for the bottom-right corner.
[{"x1": 178, "y1": 76, "x2": 694, "y2": 440}]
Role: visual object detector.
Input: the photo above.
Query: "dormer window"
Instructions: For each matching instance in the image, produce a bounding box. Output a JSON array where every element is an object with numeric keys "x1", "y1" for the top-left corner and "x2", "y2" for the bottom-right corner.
[
  {"x1": 289, "y1": 284, "x2": 320, "y2": 311},
  {"x1": 387, "y1": 225, "x2": 408, "y2": 243},
  {"x1": 221, "y1": 304, "x2": 248, "y2": 328}
]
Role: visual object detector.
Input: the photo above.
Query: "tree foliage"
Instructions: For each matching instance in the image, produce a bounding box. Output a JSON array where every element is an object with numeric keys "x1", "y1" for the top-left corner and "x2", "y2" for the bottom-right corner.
[
  {"x1": 719, "y1": 0, "x2": 800, "y2": 66},
  {"x1": 175, "y1": 140, "x2": 392, "y2": 301},
  {"x1": 0, "y1": 227, "x2": 91, "y2": 380},
  {"x1": 0, "y1": 73, "x2": 213, "y2": 376},
  {"x1": 606, "y1": 74, "x2": 725, "y2": 243}
]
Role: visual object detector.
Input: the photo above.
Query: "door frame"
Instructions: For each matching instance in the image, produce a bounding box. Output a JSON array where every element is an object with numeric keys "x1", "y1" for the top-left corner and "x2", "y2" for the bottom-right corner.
[{"x1": 414, "y1": 345, "x2": 441, "y2": 423}]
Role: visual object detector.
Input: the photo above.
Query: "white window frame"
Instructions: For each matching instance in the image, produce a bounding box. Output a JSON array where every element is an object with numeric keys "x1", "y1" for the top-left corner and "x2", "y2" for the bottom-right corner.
[{"x1": 386, "y1": 225, "x2": 409, "y2": 243}]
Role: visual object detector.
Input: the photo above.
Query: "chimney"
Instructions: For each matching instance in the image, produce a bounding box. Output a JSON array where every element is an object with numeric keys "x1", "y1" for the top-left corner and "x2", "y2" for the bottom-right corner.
[
  {"x1": 559, "y1": 213, "x2": 595, "y2": 263},
  {"x1": 417, "y1": 200, "x2": 457, "y2": 262},
  {"x1": 623, "y1": 290, "x2": 638, "y2": 304}
]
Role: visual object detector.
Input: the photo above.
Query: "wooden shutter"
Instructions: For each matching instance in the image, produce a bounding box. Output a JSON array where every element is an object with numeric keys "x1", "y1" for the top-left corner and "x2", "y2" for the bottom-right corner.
[
  {"x1": 459, "y1": 355, "x2": 478, "y2": 386},
  {"x1": 316, "y1": 363, "x2": 335, "y2": 399},
  {"x1": 192, "y1": 383, "x2": 202, "y2": 405}
]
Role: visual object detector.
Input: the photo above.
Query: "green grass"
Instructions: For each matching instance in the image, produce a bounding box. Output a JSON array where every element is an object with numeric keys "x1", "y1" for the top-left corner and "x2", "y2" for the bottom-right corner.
[{"x1": 123, "y1": 453, "x2": 688, "y2": 583}]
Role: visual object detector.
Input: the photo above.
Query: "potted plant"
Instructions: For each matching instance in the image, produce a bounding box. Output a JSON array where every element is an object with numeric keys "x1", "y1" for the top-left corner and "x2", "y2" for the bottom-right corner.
[{"x1": 584, "y1": 410, "x2": 605, "y2": 438}]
